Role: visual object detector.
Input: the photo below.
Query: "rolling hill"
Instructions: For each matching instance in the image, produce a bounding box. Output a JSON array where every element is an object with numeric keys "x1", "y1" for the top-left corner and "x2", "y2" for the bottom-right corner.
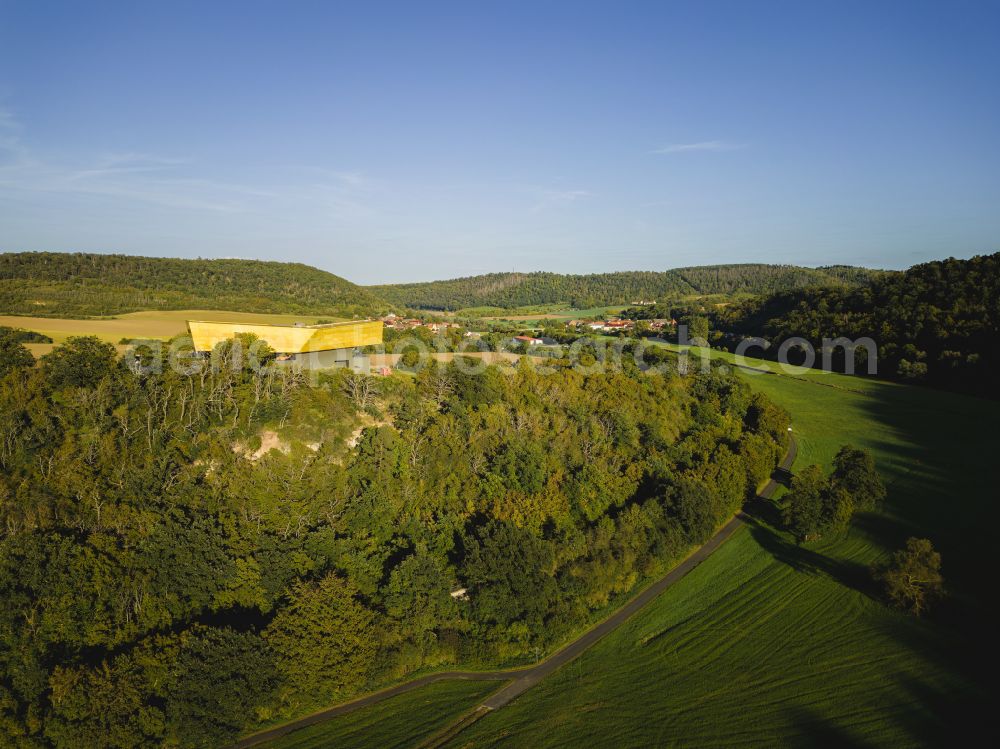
[
  {"x1": 368, "y1": 264, "x2": 887, "y2": 310},
  {"x1": 0, "y1": 252, "x2": 388, "y2": 318},
  {"x1": 714, "y1": 252, "x2": 1000, "y2": 396},
  {"x1": 0, "y1": 253, "x2": 891, "y2": 320}
]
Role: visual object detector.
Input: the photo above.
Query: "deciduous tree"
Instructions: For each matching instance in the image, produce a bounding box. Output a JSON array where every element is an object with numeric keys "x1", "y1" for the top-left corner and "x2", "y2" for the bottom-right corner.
[{"x1": 873, "y1": 537, "x2": 944, "y2": 616}]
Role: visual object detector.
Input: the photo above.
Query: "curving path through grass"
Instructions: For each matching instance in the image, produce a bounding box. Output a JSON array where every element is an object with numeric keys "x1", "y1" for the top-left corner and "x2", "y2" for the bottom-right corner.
[
  {"x1": 232, "y1": 441, "x2": 797, "y2": 749},
  {"x1": 442, "y1": 359, "x2": 999, "y2": 747}
]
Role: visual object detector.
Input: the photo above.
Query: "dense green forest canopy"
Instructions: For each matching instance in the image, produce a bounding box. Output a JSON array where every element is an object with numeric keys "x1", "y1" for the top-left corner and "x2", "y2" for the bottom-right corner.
[
  {"x1": 0, "y1": 334, "x2": 788, "y2": 747},
  {"x1": 0, "y1": 252, "x2": 886, "y2": 319},
  {"x1": 713, "y1": 252, "x2": 1000, "y2": 395},
  {"x1": 0, "y1": 252, "x2": 386, "y2": 318},
  {"x1": 369, "y1": 264, "x2": 886, "y2": 310}
]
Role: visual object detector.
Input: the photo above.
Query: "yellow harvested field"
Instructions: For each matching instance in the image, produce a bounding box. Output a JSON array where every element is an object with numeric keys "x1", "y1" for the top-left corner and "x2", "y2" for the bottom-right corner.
[{"x1": 1, "y1": 310, "x2": 340, "y2": 347}]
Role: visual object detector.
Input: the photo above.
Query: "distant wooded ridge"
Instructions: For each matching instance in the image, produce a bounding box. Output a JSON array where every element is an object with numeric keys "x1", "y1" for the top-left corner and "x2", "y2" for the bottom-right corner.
[
  {"x1": 712, "y1": 251, "x2": 1000, "y2": 396},
  {"x1": 0, "y1": 251, "x2": 386, "y2": 318},
  {"x1": 3, "y1": 249, "x2": 996, "y2": 396},
  {"x1": 368, "y1": 265, "x2": 888, "y2": 310},
  {"x1": 1, "y1": 251, "x2": 888, "y2": 317}
]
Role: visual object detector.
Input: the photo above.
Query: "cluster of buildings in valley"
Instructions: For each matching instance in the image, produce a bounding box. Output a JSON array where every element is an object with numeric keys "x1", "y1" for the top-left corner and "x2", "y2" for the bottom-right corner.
[
  {"x1": 183, "y1": 310, "x2": 680, "y2": 376},
  {"x1": 565, "y1": 317, "x2": 677, "y2": 333},
  {"x1": 645, "y1": 318, "x2": 678, "y2": 332},
  {"x1": 379, "y1": 313, "x2": 461, "y2": 334}
]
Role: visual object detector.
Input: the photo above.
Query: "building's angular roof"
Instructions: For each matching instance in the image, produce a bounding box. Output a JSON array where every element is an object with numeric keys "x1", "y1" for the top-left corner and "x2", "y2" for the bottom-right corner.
[{"x1": 187, "y1": 319, "x2": 382, "y2": 353}]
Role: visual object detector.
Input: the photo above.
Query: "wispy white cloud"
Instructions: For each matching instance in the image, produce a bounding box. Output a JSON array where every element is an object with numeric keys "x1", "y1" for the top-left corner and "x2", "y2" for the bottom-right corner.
[
  {"x1": 0, "y1": 110, "x2": 375, "y2": 218},
  {"x1": 63, "y1": 153, "x2": 192, "y2": 182},
  {"x1": 0, "y1": 107, "x2": 30, "y2": 164},
  {"x1": 293, "y1": 168, "x2": 379, "y2": 220},
  {"x1": 651, "y1": 140, "x2": 745, "y2": 154},
  {"x1": 0, "y1": 109, "x2": 18, "y2": 135},
  {"x1": 529, "y1": 187, "x2": 593, "y2": 213},
  {"x1": 327, "y1": 170, "x2": 368, "y2": 188},
  {"x1": 0, "y1": 159, "x2": 254, "y2": 213}
]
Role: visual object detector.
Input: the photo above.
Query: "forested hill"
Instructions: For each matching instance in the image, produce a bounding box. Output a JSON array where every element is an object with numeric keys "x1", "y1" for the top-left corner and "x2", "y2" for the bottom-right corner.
[
  {"x1": 714, "y1": 252, "x2": 1000, "y2": 396},
  {"x1": 0, "y1": 333, "x2": 790, "y2": 746},
  {"x1": 673, "y1": 263, "x2": 881, "y2": 296},
  {"x1": 0, "y1": 252, "x2": 387, "y2": 317},
  {"x1": 368, "y1": 264, "x2": 885, "y2": 310}
]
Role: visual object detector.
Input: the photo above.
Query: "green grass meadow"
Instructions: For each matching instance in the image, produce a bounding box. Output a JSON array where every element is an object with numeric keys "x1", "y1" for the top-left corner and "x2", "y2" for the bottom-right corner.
[
  {"x1": 262, "y1": 680, "x2": 500, "y2": 749},
  {"x1": 445, "y1": 359, "x2": 997, "y2": 747},
  {"x1": 259, "y1": 348, "x2": 997, "y2": 748}
]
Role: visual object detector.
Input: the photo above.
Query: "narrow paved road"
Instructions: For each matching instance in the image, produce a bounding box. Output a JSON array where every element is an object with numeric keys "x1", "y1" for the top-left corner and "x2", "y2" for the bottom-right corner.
[{"x1": 232, "y1": 438, "x2": 796, "y2": 749}]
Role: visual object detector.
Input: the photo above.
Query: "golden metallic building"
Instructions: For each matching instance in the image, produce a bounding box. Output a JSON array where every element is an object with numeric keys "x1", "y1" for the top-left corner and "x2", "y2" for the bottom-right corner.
[{"x1": 187, "y1": 319, "x2": 382, "y2": 371}]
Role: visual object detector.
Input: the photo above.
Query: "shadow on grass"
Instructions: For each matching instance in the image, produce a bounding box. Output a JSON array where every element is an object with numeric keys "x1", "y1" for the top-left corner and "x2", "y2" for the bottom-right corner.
[
  {"x1": 857, "y1": 380, "x2": 1000, "y2": 596},
  {"x1": 782, "y1": 375, "x2": 997, "y2": 741},
  {"x1": 785, "y1": 667, "x2": 988, "y2": 749},
  {"x1": 849, "y1": 511, "x2": 907, "y2": 556},
  {"x1": 743, "y1": 460, "x2": 794, "y2": 526},
  {"x1": 742, "y1": 515, "x2": 875, "y2": 598},
  {"x1": 743, "y1": 494, "x2": 782, "y2": 527},
  {"x1": 785, "y1": 706, "x2": 877, "y2": 749},
  {"x1": 871, "y1": 603, "x2": 994, "y2": 745},
  {"x1": 893, "y1": 670, "x2": 988, "y2": 746}
]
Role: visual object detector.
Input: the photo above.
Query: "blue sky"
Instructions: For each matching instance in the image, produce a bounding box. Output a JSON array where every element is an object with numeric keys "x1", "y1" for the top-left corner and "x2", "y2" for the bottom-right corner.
[{"x1": 1, "y1": 0, "x2": 998, "y2": 284}]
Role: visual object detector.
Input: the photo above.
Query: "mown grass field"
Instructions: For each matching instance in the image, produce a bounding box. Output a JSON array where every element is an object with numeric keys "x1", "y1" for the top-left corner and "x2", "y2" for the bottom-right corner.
[
  {"x1": 1, "y1": 310, "x2": 336, "y2": 356},
  {"x1": 261, "y1": 680, "x2": 499, "y2": 749},
  {"x1": 445, "y1": 358, "x2": 996, "y2": 747},
  {"x1": 285, "y1": 350, "x2": 996, "y2": 748}
]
